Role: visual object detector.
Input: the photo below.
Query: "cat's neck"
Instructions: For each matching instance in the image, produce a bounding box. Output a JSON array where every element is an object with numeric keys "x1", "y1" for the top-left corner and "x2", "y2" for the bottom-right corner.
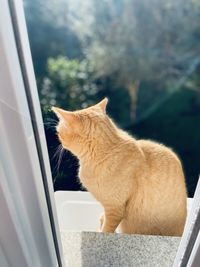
[{"x1": 77, "y1": 129, "x2": 135, "y2": 165}]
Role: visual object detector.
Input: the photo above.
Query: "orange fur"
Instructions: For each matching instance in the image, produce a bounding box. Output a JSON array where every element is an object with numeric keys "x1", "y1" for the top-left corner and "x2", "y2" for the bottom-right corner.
[{"x1": 52, "y1": 98, "x2": 187, "y2": 236}]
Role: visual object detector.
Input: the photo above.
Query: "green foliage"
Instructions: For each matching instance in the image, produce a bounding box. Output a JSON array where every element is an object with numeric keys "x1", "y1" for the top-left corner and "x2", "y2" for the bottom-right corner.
[
  {"x1": 40, "y1": 56, "x2": 132, "y2": 126},
  {"x1": 39, "y1": 56, "x2": 98, "y2": 110},
  {"x1": 68, "y1": 0, "x2": 200, "y2": 86}
]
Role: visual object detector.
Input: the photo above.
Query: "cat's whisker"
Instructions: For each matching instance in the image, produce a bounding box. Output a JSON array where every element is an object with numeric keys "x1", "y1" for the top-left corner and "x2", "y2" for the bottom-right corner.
[
  {"x1": 43, "y1": 124, "x2": 57, "y2": 130},
  {"x1": 55, "y1": 146, "x2": 65, "y2": 174},
  {"x1": 44, "y1": 125, "x2": 58, "y2": 131},
  {"x1": 52, "y1": 144, "x2": 63, "y2": 161},
  {"x1": 44, "y1": 120, "x2": 57, "y2": 124},
  {"x1": 44, "y1": 120, "x2": 58, "y2": 126},
  {"x1": 51, "y1": 143, "x2": 66, "y2": 176},
  {"x1": 54, "y1": 147, "x2": 65, "y2": 173},
  {"x1": 43, "y1": 119, "x2": 58, "y2": 129}
]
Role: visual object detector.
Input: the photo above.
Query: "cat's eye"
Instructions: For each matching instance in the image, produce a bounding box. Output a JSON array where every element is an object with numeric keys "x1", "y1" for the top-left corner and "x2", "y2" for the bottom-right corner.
[{"x1": 0, "y1": 0, "x2": 200, "y2": 267}]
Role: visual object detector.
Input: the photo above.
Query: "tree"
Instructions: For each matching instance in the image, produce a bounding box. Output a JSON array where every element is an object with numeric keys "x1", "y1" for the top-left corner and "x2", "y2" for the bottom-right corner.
[
  {"x1": 67, "y1": 0, "x2": 200, "y2": 120},
  {"x1": 40, "y1": 56, "x2": 132, "y2": 126},
  {"x1": 39, "y1": 56, "x2": 98, "y2": 110},
  {"x1": 24, "y1": 0, "x2": 82, "y2": 77}
]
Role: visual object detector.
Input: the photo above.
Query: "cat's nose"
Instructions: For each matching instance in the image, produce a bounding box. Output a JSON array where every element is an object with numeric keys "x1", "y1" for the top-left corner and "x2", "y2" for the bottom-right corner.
[
  {"x1": 51, "y1": 106, "x2": 56, "y2": 112},
  {"x1": 52, "y1": 107, "x2": 61, "y2": 120}
]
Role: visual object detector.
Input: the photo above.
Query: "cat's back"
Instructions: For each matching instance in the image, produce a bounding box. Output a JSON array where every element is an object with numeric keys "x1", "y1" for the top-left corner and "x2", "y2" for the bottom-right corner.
[
  {"x1": 122, "y1": 139, "x2": 187, "y2": 236},
  {"x1": 137, "y1": 139, "x2": 181, "y2": 167},
  {"x1": 136, "y1": 139, "x2": 186, "y2": 188}
]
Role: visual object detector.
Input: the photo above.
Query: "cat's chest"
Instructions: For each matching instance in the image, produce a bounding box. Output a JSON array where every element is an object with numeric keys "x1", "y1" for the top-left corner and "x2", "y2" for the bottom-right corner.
[{"x1": 78, "y1": 164, "x2": 102, "y2": 192}]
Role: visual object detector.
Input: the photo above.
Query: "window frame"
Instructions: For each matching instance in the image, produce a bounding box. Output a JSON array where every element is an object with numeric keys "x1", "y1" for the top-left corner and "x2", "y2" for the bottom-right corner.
[
  {"x1": 0, "y1": 0, "x2": 200, "y2": 266},
  {"x1": 173, "y1": 177, "x2": 200, "y2": 267},
  {"x1": 0, "y1": 0, "x2": 64, "y2": 266}
]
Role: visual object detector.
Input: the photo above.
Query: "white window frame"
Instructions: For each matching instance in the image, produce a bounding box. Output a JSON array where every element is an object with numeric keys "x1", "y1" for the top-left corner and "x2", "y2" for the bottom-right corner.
[
  {"x1": 0, "y1": 0, "x2": 199, "y2": 266},
  {"x1": 0, "y1": 0, "x2": 64, "y2": 266},
  {"x1": 173, "y1": 177, "x2": 200, "y2": 267}
]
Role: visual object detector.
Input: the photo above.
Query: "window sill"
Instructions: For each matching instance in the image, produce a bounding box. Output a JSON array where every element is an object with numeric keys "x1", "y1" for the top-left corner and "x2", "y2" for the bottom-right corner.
[
  {"x1": 61, "y1": 231, "x2": 180, "y2": 267},
  {"x1": 55, "y1": 191, "x2": 192, "y2": 266}
]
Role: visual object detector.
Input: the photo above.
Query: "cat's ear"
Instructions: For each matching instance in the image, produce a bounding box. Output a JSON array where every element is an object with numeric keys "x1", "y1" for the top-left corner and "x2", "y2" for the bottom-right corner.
[
  {"x1": 52, "y1": 107, "x2": 76, "y2": 125},
  {"x1": 97, "y1": 97, "x2": 108, "y2": 113}
]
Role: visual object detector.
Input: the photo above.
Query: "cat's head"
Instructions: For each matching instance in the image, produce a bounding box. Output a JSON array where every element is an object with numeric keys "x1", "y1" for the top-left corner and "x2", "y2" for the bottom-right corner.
[{"x1": 52, "y1": 98, "x2": 113, "y2": 157}]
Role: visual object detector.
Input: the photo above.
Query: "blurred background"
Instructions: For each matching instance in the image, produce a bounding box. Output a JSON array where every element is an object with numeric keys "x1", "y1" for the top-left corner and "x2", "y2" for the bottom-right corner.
[{"x1": 24, "y1": 0, "x2": 200, "y2": 197}]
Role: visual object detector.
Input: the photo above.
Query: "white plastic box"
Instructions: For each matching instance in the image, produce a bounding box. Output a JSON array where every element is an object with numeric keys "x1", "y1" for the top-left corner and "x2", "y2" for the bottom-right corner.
[{"x1": 55, "y1": 191, "x2": 193, "y2": 232}]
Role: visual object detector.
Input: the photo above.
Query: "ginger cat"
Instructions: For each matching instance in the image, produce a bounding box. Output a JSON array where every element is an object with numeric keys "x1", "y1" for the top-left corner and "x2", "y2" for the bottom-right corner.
[{"x1": 52, "y1": 98, "x2": 187, "y2": 236}]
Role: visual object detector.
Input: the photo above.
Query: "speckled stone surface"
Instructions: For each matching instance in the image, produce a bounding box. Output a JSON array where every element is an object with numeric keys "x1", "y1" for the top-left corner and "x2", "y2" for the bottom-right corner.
[{"x1": 61, "y1": 231, "x2": 180, "y2": 267}]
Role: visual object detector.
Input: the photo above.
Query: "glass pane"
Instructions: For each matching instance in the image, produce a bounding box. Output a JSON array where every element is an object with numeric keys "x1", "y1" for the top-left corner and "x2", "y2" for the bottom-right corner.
[
  {"x1": 24, "y1": 0, "x2": 200, "y2": 197},
  {"x1": 23, "y1": 0, "x2": 200, "y2": 264}
]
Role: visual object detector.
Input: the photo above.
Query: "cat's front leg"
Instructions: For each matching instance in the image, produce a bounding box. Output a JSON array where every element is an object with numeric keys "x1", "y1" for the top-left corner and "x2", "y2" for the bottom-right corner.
[
  {"x1": 98, "y1": 213, "x2": 105, "y2": 232},
  {"x1": 101, "y1": 207, "x2": 124, "y2": 233}
]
